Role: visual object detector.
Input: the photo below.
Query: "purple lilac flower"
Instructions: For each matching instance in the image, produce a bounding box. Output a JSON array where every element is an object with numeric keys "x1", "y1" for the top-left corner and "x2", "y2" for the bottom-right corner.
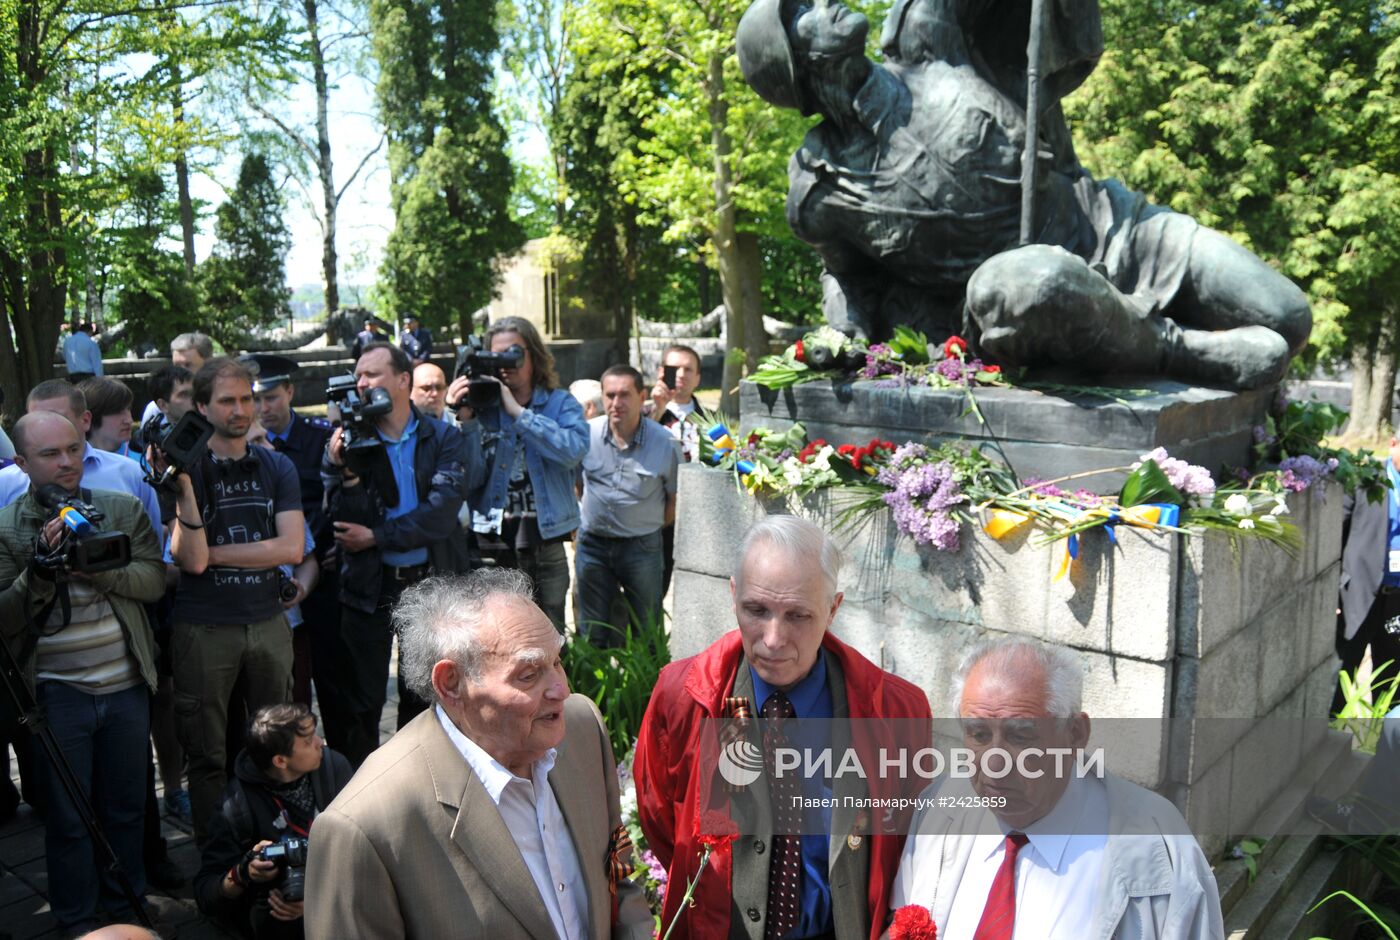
[
  {"x1": 861, "y1": 344, "x2": 901, "y2": 379},
  {"x1": 879, "y1": 459, "x2": 964, "y2": 551},
  {"x1": 1023, "y1": 477, "x2": 1067, "y2": 498},
  {"x1": 641, "y1": 848, "x2": 668, "y2": 886},
  {"x1": 1071, "y1": 489, "x2": 1104, "y2": 506},
  {"x1": 1138, "y1": 447, "x2": 1216, "y2": 498},
  {"x1": 1277, "y1": 455, "x2": 1328, "y2": 491},
  {"x1": 1251, "y1": 425, "x2": 1275, "y2": 445}
]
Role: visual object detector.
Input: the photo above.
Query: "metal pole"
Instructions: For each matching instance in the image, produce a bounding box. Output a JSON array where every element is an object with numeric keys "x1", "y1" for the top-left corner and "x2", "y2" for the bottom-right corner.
[{"x1": 1020, "y1": 0, "x2": 1050, "y2": 246}]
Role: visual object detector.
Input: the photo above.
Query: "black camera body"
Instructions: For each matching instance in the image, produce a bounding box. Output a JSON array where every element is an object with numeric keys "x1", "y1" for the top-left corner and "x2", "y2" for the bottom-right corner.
[
  {"x1": 35, "y1": 485, "x2": 131, "y2": 575},
  {"x1": 139, "y1": 411, "x2": 215, "y2": 490},
  {"x1": 257, "y1": 835, "x2": 309, "y2": 902},
  {"x1": 449, "y1": 337, "x2": 525, "y2": 411},
  {"x1": 326, "y1": 375, "x2": 400, "y2": 508}
]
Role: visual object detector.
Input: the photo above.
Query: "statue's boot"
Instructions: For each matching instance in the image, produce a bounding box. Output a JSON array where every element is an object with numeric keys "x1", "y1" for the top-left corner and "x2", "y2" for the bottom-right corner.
[{"x1": 966, "y1": 245, "x2": 1289, "y2": 390}]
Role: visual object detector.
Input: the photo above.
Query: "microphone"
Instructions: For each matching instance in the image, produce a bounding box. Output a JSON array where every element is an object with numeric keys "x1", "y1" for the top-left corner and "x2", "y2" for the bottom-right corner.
[{"x1": 36, "y1": 484, "x2": 96, "y2": 536}]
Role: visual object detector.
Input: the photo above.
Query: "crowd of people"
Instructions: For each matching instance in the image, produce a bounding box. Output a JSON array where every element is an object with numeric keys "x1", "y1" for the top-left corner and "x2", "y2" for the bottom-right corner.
[
  {"x1": 4, "y1": 319, "x2": 1395, "y2": 940},
  {"x1": 2, "y1": 320, "x2": 703, "y2": 938}
]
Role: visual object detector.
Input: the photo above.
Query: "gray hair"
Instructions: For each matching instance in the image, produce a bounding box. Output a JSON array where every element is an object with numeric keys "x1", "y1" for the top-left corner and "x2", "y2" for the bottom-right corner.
[
  {"x1": 733, "y1": 514, "x2": 843, "y2": 600},
  {"x1": 393, "y1": 568, "x2": 537, "y2": 702},
  {"x1": 171, "y1": 331, "x2": 213, "y2": 359},
  {"x1": 951, "y1": 638, "x2": 1084, "y2": 718},
  {"x1": 569, "y1": 379, "x2": 603, "y2": 414}
]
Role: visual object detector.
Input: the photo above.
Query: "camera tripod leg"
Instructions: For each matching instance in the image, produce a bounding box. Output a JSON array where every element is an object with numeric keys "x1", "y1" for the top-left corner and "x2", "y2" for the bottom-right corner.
[{"x1": 0, "y1": 649, "x2": 154, "y2": 930}]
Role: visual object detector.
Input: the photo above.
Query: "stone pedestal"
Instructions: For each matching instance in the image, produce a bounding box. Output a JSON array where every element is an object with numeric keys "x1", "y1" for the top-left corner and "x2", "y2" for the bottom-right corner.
[
  {"x1": 741, "y1": 377, "x2": 1274, "y2": 489},
  {"x1": 674, "y1": 382, "x2": 1343, "y2": 857}
]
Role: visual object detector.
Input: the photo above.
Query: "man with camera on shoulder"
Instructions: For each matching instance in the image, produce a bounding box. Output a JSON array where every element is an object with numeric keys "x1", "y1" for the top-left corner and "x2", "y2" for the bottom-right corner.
[
  {"x1": 322, "y1": 342, "x2": 479, "y2": 766},
  {"x1": 163, "y1": 358, "x2": 306, "y2": 847},
  {"x1": 194, "y1": 703, "x2": 351, "y2": 940},
  {"x1": 447, "y1": 317, "x2": 589, "y2": 635},
  {"x1": 0, "y1": 410, "x2": 165, "y2": 935}
]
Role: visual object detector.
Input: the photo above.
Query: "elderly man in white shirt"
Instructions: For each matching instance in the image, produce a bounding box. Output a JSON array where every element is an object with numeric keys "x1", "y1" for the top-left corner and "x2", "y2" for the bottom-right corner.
[
  {"x1": 888, "y1": 639, "x2": 1223, "y2": 940},
  {"x1": 304, "y1": 567, "x2": 652, "y2": 940}
]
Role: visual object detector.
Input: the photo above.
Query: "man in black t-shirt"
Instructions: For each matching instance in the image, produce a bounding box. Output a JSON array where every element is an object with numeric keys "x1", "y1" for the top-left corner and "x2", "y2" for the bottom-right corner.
[{"x1": 167, "y1": 358, "x2": 306, "y2": 846}]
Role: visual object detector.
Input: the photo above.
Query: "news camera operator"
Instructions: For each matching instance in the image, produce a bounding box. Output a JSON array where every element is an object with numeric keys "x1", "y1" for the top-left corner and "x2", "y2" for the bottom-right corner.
[
  {"x1": 446, "y1": 316, "x2": 588, "y2": 635},
  {"x1": 161, "y1": 357, "x2": 306, "y2": 848},
  {"x1": 321, "y1": 342, "x2": 479, "y2": 766},
  {"x1": 0, "y1": 411, "x2": 165, "y2": 935},
  {"x1": 194, "y1": 703, "x2": 351, "y2": 940}
]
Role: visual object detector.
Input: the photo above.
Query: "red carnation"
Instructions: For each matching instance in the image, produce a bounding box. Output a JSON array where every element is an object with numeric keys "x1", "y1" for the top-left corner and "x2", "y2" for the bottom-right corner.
[
  {"x1": 837, "y1": 444, "x2": 857, "y2": 456},
  {"x1": 747, "y1": 433, "x2": 761, "y2": 446},
  {"x1": 695, "y1": 810, "x2": 740, "y2": 848},
  {"x1": 890, "y1": 904, "x2": 938, "y2": 939},
  {"x1": 943, "y1": 336, "x2": 968, "y2": 360},
  {"x1": 794, "y1": 339, "x2": 806, "y2": 363},
  {"x1": 983, "y1": 364, "x2": 1001, "y2": 374}
]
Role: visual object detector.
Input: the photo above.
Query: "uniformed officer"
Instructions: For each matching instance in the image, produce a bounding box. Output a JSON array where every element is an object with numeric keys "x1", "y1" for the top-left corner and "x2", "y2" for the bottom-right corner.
[{"x1": 239, "y1": 355, "x2": 340, "y2": 721}]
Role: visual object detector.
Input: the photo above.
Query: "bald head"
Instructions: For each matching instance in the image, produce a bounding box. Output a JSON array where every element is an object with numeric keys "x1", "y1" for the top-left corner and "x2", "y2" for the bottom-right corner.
[
  {"x1": 411, "y1": 362, "x2": 449, "y2": 419},
  {"x1": 12, "y1": 410, "x2": 80, "y2": 460},
  {"x1": 76, "y1": 925, "x2": 162, "y2": 940},
  {"x1": 11, "y1": 411, "x2": 84, "y2": 493}
]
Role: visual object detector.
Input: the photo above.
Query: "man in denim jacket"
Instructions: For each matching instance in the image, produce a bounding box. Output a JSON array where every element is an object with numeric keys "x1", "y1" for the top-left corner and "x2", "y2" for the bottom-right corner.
[
  {"x1": 322, "y1": 342, "x2": 482, "y2": 766},
  {"x1": 448, "y1": 317, "x2": 589, "y2": 634}
]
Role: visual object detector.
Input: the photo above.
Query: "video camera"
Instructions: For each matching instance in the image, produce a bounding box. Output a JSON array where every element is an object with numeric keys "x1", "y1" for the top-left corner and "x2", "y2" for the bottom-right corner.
[
  {"x1": 448, "y1": 336, "x2": 525, "y2": 411},
  {"x1": 256, "y1": 835, "x2": 309, "y2": 902},
  {"x1": 138, "y1": 411, "x2": 215, "y2": 490},
  {"x1": 35, "y1": 485, "x2": 131, "y2": 575},
  {"x1": 326, "y1": 374, "x2": 400, "y2": 507}
]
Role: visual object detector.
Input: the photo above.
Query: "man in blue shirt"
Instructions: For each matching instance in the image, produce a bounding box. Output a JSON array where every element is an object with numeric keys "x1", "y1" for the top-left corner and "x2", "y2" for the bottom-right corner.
[
  {"x1": 0, "y1": 380, "x2": 161, "y2": 531},
  {"x1": 323, "y1": 342, "x2": 479, "y2": 765},
  {"x1": 62, "y1": 322, "x2": 104, "y2": 380}
]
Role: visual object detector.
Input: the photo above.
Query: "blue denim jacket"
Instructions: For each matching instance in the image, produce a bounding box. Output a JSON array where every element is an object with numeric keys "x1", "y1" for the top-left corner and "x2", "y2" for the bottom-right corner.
[{"x1": 465, "y1": 386, "x2": 589, "y2": 540}]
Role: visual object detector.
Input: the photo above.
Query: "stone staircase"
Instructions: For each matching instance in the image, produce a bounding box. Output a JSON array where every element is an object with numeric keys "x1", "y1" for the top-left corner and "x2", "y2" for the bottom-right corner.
[{"x1": 1216, "y1": 730, "x2": 1380, "y2": 940}]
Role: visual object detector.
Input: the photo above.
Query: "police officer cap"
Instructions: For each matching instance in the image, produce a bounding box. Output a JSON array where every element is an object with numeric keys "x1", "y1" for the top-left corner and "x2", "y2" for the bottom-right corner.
[{"x1": 239, "y1": 353, "x2": 299, "y2": 393}]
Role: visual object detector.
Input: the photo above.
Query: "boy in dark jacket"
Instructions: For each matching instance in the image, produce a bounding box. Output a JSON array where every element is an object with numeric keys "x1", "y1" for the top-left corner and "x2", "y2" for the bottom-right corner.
[{"x1": 194, "y1": 704, "x2": 352, "y2": 939}]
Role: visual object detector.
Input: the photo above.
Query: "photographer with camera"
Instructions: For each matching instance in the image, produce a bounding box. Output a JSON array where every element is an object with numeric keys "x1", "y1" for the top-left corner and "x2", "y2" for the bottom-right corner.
[
  {"x1": 446, "y1": 317, "x2": 588, "y2": 635},
  {"x1": 322, "y1": 342, "x2": 478, "y2": 765},
  {"x1": 194, "y1": 703, "x2": 350, "y2": 940},
  {"x1": 0, "y1": 411, "x2": 165, "y2": 935},
  {"x1": 163, "y1": 358, "x2": 306, "y2": 847}
]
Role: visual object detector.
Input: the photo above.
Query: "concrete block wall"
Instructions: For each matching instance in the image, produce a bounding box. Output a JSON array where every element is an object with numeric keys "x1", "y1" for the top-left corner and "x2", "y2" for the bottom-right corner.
[{"x1": 672, "y1": 464, "x2": 1343, "y2": 856}]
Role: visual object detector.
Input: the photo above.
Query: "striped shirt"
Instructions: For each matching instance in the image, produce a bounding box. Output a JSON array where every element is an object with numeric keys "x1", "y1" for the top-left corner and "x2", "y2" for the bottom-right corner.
[{"x1": 35, "y1": 580, "x2": 140, "y2": 695}]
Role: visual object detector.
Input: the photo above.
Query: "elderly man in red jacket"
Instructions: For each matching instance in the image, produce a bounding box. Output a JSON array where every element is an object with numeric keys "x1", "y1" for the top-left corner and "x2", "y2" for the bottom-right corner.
[{"x1": 635, "y1": 515, "x2": 933, "y2": 940}]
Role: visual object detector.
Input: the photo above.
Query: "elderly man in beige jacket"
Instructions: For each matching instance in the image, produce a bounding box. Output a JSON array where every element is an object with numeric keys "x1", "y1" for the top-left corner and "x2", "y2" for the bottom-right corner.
[
  {"x1": 304, "y1": 568, "x2": 652, "y2": 940},
  {"x1": 888, "y1": 639, "x2": 1223, "y2": 940}
]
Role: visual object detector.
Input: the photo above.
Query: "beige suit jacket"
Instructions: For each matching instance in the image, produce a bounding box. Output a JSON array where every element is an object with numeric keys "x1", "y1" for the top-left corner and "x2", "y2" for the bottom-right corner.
[{"x1": 304, "y1": 694, "x2": 653, "y2": 940}]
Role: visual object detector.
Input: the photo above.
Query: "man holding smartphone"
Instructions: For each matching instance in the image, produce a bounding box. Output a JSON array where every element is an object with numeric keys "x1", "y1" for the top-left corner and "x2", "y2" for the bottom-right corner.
[{"x1": 647, "y1": 345, "x2": 702, "y2": 593}]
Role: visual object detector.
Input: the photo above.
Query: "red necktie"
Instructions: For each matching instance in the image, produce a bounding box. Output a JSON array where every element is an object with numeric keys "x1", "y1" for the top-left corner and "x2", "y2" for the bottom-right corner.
[
  {"x1": 972, "y1": 832, "x2": 1030, "y2": 940},
  {"x1": 762, "y1": 691, "x2": 801, "y2": 940}
]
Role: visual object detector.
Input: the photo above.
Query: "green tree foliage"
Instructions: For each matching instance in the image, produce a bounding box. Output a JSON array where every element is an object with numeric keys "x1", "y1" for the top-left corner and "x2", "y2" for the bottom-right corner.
[
  {"x1": 371, "y1": 0, "x2": 525, "y2": 340},
  {"x1": 110, "y1": 169, "x2": 201, "y2": 344},
  {"x1": 199, "y1": 153, "x2": 293, "y2": 344},
  {"x1": 1066, "y1": 0, "x2": 1400, "y2": 436},
  {"x1": 563, "y1": 0, "x2": 816, "y2": 405},
  {"x1": 0, "y1": 1, "x2": 292, "y2": 419}
]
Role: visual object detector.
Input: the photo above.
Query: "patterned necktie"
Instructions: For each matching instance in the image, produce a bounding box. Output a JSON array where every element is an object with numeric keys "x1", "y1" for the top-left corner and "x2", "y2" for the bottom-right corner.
[
  {"x1": 762, "y1": 691, "x2": 801, "y2": 940},
  {"x1": 972, "y1": 832, "x2": 1030, "y2": 940}
]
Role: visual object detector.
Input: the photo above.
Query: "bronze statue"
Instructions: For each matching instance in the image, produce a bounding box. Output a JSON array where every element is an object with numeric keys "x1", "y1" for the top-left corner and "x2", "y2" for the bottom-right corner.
[{"x1": 737, "y1": 0, "x2": 1311, "y2": 389}]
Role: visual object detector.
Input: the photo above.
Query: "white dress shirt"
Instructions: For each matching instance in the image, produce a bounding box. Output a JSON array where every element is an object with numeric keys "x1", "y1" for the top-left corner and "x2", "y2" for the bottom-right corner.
[
  {"x1": 903, "y1": 775, "x2": 1109, "y2": 939},
  {"x1": 436, "y1": 706, "x2": 589, "y2": 940}
]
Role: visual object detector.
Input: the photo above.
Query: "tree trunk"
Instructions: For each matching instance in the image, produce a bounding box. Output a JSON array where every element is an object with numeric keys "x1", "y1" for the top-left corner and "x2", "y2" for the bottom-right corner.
[
  {"x1": 171, "y1": 60, "x2": 196, "y2": 276},
  {"x1": 1349, "y1": 331, "x2": 1375, "y2": 440},
  {"x1": 1367, "y1": 305, "x2": 1399, "y2": 440},
  {"x1": 306, "y1": 0, "x2": 341, "y2": 334},
  {"x1": 708, "y1": 52, "x2": 747, "y2": 415},
  {"x1": 736, "y1": 230, "x2": 766, "y2": 366}
]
